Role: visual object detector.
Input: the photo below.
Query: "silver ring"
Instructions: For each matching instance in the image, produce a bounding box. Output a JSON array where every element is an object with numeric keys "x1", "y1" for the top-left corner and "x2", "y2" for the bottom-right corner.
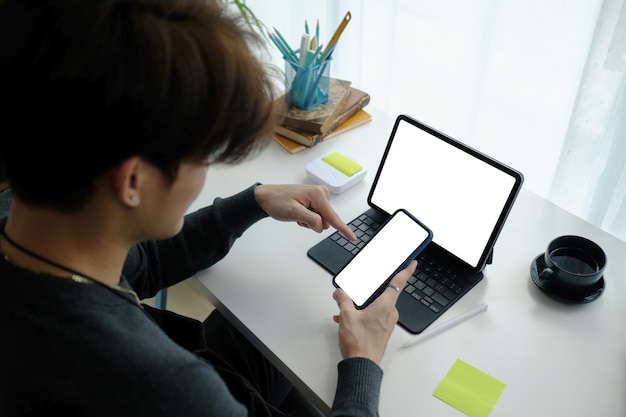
[{"x1": 387, "y1": 283, "x2": 401, "y2": 293}]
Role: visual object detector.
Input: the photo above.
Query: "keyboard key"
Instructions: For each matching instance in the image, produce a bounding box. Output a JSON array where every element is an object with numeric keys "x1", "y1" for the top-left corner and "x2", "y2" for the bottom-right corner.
[
  {"x1": 422, "y1": 287, "x2": 435, "y2": 297},
  {"x1": 458, "y1": 278, "x2": 471, "y2": 288},
  {"x1": 432, "y1": 293, "x2": 449, "y2": 307},
  {"x1": 444, "y1": 290, "x2": 457, "y2": 300}
]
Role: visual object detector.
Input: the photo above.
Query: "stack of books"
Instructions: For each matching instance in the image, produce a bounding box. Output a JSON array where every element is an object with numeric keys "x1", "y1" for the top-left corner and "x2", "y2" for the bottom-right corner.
[{"x1": 273, "y1": 78, "x2": 372, "y2": 154}]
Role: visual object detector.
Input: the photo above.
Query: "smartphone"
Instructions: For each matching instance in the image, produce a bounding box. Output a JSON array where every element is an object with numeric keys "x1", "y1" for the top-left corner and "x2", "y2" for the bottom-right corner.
[{"x1": 333, "y1": 208, "x2": 433, "y2": 309}]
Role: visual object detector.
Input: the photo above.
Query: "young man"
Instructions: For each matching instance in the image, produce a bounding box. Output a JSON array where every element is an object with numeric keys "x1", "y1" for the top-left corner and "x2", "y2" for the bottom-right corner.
[{"x1": 0, "y1": 0, "x2": 415, "y2": 416}]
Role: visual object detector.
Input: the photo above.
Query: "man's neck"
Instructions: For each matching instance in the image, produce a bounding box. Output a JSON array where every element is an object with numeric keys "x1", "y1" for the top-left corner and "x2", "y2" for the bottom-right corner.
[{"x1": 1, "y1": 200, "x2": 128, "y2": 287}]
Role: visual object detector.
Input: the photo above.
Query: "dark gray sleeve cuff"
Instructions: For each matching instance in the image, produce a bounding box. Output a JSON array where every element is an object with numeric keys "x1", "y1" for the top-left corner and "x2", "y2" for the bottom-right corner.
[
  {"x1": 212, "y1": 183, "x2": 269, "y2": 236},
  {"x1": 330, "y1": 357, "x2": 383, "y2": 417}
]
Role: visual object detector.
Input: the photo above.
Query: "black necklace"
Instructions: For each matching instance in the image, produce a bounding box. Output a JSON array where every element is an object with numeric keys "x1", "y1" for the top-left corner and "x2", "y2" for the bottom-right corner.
[{"x1": 1, "y1": 230, "x2": 141, "y2": 307}]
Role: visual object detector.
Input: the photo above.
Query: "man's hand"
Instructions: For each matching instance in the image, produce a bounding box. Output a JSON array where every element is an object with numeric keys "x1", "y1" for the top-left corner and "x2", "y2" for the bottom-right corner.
[
  {"x1": 332, "y1": 261, "x2": 416, "y2": 365},
  {"x1": 254, "y1": 184, "x2": 356, "y2": 240}
]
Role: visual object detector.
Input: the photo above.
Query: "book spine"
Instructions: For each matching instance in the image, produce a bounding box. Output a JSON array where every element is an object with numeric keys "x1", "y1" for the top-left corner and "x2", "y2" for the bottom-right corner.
[
  {"x1": 279, "y1": 79, "x2": 352, "y2": 134},
  {"x1": 310, "y1": 93, "x2": 370, "y2": 146},
  {"x1": 274, "y1": 126, "x2": 320, "y2": 147},
  {"x1": 275, "y1": 93, "x2": 370, "y2": 147},
  {"x1": 272, "y1": 133, "x2": 307, "y2": 154}
]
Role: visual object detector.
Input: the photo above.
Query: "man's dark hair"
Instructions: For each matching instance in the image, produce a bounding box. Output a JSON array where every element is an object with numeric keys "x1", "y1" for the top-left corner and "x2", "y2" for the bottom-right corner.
[{"x1": 0, "y1": 0, "x2": 276, "y2": 209}]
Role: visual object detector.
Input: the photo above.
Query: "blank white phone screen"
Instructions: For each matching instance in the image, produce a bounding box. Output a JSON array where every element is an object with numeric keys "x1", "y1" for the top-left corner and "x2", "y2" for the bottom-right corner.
[{"x1": 334, "y1": 210, "x2": 430, "y2": 307}]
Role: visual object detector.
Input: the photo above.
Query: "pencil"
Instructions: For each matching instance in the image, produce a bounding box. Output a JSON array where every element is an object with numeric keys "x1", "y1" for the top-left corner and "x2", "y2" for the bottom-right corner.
[
  {"x1": 316, "y1": 19, "x2": 320, "y2": 44},
  {"x1": 269, "y1": 33, "x2": 297, "y2": 65},
  {"x1": 273, "y1": 27, "x2": 295, "y2": 57},
  {"x1": 400, "y1": 303, "x2": 488, "y2": 348}
]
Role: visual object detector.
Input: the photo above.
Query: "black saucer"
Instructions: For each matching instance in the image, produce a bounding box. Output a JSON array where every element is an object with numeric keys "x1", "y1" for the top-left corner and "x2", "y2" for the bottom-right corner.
[{"x1": 530, "y1": 253, "x2": 605, "y2": 304}]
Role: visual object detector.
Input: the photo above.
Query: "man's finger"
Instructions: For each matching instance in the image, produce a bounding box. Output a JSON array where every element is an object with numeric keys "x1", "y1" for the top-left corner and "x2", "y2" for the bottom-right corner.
[
  {"x1": 315, "y1": 205, "x2": 356, "y2": 240},
  {"x1": 376, "y1": 261, "x2": 417, "y2": 303}
]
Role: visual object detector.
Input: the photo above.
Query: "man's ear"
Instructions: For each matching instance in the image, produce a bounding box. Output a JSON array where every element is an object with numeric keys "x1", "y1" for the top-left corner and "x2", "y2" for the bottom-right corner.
[{"x1": 114, "y1": 157, "x2": 142, "y2": 207}]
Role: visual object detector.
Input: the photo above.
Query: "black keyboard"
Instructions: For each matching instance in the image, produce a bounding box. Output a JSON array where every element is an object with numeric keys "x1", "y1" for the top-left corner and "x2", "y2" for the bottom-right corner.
[
  {"x1": 330, "y1": 213, "x2": 381, "y2": 255},
  {"x1": 330, "y1": 213, "x2": 471, "y2": 313},
  {"x1": 405, "y1": 252, "x2": 471, "y2": 313}
]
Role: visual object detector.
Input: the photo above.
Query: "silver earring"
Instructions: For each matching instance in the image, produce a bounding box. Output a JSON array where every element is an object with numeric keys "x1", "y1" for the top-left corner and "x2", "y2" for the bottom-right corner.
[{"x1": 130, "y1": 195, "x2": 138, "y2": 203}]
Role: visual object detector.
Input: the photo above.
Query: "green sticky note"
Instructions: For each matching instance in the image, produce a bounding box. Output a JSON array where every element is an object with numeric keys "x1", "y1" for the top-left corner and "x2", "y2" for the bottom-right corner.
[
  {"x1": 433, "y1": 359, "x2": 506, "y2": 417},
  {"x1": 322, "y1": 152, "x2": 362, "y2": 177}
]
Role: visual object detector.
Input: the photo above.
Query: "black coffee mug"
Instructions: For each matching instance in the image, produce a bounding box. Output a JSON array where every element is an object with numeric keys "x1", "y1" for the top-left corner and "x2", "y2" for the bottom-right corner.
[{"x1": 537, "y1": 235, "x2": 606, "y2": 291}]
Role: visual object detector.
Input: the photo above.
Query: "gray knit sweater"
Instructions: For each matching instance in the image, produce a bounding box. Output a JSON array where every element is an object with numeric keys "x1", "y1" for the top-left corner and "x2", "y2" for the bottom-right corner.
[{"x1": 0, "y1": 186, "x2": 382, "y2": 416}]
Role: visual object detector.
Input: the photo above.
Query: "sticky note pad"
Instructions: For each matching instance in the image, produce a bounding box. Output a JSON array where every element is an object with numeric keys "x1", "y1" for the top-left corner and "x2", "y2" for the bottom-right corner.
[
  {"x1": 433, "y1": 359, "x2": 506, "y2": 417},
  {"x1": 306, "y1": 150, "x2": 367, "y2": 194},
  {"x1": 322, "y1": 152, "x2": 362, "y2": 177}
]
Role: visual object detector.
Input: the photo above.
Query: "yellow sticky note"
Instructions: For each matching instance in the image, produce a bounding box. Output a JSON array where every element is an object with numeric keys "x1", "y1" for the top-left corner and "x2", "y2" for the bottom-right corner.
[
  {"x1": 322, "y1": 152, "x2": 362, "y2": 177},
  {"x1": 433, "y1": 359, "x2": 506, "y2": 417}
]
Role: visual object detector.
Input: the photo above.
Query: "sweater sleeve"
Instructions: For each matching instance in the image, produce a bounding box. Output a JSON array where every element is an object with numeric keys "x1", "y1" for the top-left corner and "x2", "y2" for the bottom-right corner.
[
  {"x1": 124, "y1": 184, "x2": 269, "y2": 298},
  {"x1": 329, "y1": 357, "x2": 383, "y2": 417},
  {"x1": 123, "y1": 185, "x2": 385, "y2": 416}
]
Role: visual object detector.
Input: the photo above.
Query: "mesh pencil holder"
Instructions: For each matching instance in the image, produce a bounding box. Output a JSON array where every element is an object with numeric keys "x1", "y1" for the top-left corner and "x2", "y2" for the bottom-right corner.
[{"x1": 284, "y1": 56, "x2": 331, "y2": 110}]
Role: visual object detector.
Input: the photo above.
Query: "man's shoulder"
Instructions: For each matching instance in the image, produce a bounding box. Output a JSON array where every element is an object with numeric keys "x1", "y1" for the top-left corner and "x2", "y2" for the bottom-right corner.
[{"x1": 0, "y1": 189, "x2": 11, "y2": 219}]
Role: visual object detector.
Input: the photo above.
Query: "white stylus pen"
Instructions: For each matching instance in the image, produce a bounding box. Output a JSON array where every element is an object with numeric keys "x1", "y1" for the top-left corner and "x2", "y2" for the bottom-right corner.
[{"x1": 401, "y1": 303, "x2": 488, "y2": 349}]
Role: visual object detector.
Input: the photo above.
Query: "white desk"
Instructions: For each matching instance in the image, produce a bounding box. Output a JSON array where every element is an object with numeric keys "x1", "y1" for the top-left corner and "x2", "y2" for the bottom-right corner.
[{"x1": 190, "y1": 108, "x2": 626, "y2": 416}]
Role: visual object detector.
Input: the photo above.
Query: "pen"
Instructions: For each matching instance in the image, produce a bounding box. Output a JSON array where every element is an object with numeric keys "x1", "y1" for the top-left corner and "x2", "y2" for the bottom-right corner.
[
  {"x1": 298, "y1": 34, "x2": 310, "y2": 66},
  {"x1": 306, "y1": 44, "x2": 322, "y2": 67},
  {"x1": 400, "y1": 303, "x2": 488, "y2": 349}
]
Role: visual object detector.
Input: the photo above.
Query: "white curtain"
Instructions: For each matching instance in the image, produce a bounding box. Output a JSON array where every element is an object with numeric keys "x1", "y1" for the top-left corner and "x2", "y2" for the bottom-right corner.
[{"x1": 248, "y1": 0, "x2": 626, "y2": 243}]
